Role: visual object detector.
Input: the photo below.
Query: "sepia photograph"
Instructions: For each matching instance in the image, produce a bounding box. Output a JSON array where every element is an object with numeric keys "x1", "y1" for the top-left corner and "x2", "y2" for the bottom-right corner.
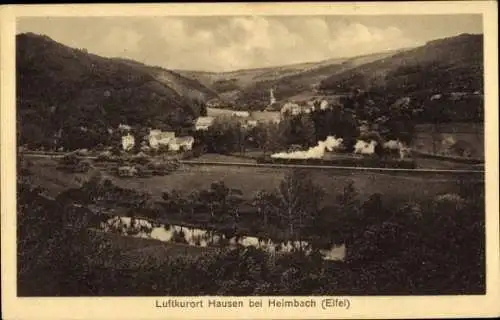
[{"x1": 1, "y1": 2, "x2": 499, "y2": 319}]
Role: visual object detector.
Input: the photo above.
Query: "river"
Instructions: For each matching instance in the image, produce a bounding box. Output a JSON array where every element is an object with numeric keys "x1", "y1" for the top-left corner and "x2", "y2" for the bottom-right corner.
[{"x1": 101, "y1": 216, "x2": 345, "y2": 261}]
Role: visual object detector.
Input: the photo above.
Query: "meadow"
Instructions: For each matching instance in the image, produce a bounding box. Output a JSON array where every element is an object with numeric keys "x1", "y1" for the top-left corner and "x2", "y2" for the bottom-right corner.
[{"x1": 27, "y1": 157, "x2": 482, "y2": 207}]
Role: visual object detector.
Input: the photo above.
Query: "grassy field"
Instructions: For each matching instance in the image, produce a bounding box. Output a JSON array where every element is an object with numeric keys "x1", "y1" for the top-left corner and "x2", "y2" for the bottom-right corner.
[
  {"x1": 193, "y1": 153, "x2": 257, "y2": 164},
  {"x1": 206, "y1": 107, "x2": 237, "y2": 118},
  {"x1": 27, "y1": 157, "x2": 483, "y2": 206}
]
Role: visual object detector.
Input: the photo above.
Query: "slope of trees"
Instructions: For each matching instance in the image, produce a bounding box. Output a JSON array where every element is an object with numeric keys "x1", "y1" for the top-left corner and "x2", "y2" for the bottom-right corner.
[
  {"x1": 320, "y1": 33, "x2": 483, "y2": 95},
  {"x1": 319, "y1": 34, "x2": 484, "y2": 124}
]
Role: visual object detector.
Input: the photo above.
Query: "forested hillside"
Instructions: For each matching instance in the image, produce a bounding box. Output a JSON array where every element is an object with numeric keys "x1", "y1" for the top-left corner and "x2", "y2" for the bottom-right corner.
[
  {"x1": 319, "y1": 33, "x2": 483, "y2": 97},
  {"x1": 16, "y1": 33, "x2": 212, "y2": 149}
]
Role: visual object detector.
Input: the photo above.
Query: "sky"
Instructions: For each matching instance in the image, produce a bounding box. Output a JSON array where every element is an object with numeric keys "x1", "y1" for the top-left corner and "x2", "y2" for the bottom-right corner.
[{"x1": 17, "y1": 15, "x2": 482, "y2": 72}]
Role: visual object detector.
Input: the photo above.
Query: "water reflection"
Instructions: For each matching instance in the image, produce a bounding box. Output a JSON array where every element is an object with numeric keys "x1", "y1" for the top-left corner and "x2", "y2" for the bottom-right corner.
[{"x1": 101, "y1": 216, "x2": 345, "y2": 260}]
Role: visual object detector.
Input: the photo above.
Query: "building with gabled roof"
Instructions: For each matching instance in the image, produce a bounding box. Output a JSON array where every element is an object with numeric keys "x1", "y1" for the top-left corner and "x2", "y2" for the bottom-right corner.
[
  {"x1": 149, "y1": 130, "x2": 175, "y2": 149},
  {"x1": 195, "y1": 116, "x2": 215, "y2": 131}
]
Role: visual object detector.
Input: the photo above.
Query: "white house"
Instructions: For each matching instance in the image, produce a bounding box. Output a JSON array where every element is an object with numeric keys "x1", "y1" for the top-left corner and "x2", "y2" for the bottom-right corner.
[
  {"x1": 121, "y1": 133, "x2": 135, "y2": 151},
  {"x1": 246, "y1": 120, "x2": 258, "y2": 128},
  {"x1": 280, "y1": 102, "x2": 302, "y2": 116},
  {"x1": 232, "y1": 111, "x2": 250, "y2": 118},
  {"x1": 149, "y1": 129, "x2": 175, "y2": 149},
  {"x1": 195, "y1": 116, "x2": 215, "y2": 131},
  {"x1": 169, "y1": 136, "x2": 195, "y2": 151}
]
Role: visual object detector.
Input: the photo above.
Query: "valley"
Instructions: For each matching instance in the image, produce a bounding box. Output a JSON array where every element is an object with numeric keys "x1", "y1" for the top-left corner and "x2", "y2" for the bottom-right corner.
[{"x1": 15, "y1": 21, "x2": 487, "y2": 297}]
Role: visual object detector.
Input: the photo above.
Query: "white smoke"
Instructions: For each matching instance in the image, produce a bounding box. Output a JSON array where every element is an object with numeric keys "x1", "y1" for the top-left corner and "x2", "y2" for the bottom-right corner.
[
  {"x1": 354, "y1": 140, "x2": 377, "y2": 155},
  {"x1": 271, "y1": 136, "x2": 344, "y2": 160}
]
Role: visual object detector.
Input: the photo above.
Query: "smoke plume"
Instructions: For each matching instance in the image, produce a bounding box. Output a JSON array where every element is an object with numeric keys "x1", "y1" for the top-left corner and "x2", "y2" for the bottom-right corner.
[
  {"x1": 271, "y1": 136, "x2": 343, "y2": 159},
  {"x1": 354, "y1": 140, "x2": 377, "y2": 155}
]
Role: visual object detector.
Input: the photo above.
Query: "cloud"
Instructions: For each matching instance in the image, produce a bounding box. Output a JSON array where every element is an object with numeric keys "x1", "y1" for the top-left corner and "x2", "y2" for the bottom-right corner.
[
  {"x1": 101, "y1": 27, "x2": 143, "y2": 56},
  {"x1": 17, "y1": 16, "x2": 426, "y2": 71}
]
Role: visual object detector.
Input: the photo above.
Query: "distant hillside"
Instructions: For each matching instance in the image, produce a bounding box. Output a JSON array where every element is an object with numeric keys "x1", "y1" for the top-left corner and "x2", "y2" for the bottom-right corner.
[
  {"x1": 319, "y1": 33, "x2": 483, "y2": 98},
  {"x1": 176, "y1": 49, "x2": 406, "y2": 107},
  {"x1": 113, "y1": 58, "x2": 218, "y2": 102},
  {"x1": 237, "y1": 50, "x2": 406, "y2": 106},
  {"x1": 16, "y1": 33, "x2": 213, "y2": 148}
]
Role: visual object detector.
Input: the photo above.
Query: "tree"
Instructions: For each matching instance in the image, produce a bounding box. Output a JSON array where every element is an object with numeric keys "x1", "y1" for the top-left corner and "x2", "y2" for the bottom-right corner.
[
  {"x1": 328, "y1": 180, "x2": 364, "y2": 248},
  {"x1": 297, "y1": 113, "x2": 316, "y2": 147},
  {"x1": 205, "y1": 118, "x2": 241, "y2": 154},
  {"x1": 198, "y1": 181, "x2": 233, "y2": 220},
  {"x1": 226, "y1": 188, "x2": 244, "y2": 226},
  {"x1": 252, "y1": 123, "x2": 270, "y2": 156},
  {"x1": 256, "y1": 170, "x2": 324, "y2": 250},
  {"x1": 184, "y1": 190, "x2": 202, "y2": 218},
  {"x1": 265, "y1": 121, "x2": 289, "y2": 153},
  {"x1": 162, "y1": 189, "x2": 187, "y2": 218},
  {"x1": 253, "y1": 190, "x2": 280, "y2": 228}
]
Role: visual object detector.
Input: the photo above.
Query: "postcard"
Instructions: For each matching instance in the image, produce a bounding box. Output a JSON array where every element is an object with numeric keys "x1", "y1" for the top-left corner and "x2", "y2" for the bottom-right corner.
[{"x1": 1, "y1": 2, "x2": 499, "y2": 319}]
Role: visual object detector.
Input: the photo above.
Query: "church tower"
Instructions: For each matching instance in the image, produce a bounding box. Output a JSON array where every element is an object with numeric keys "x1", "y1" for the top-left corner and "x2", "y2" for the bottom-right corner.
[{"x1": 270, "y1": 88, "x2": 276, "y2": 105}]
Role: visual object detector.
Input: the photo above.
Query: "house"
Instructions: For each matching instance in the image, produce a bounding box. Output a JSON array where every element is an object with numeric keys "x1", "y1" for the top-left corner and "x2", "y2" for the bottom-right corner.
[
  {"x1": 280, "y1": 102, "x2": 302, "y2": 116},
  {"x1": 149, "y1": 129, "x2": 175, "y2": 149},
  {"x1": 232, "y1": 111, "x2": 250, "y2": 118},
  {"x1": 168, "y1": 136, "x2": 195, "y2": 151},
  {"x1": 195, "y1": 116, "x2": 215, "y2": 131},
  {"x1": 121, "y1": 133, "x2": 135, "y2": 151},
  {"x1": 246, "y1": 120, "x2": 258, "y2": 128}
]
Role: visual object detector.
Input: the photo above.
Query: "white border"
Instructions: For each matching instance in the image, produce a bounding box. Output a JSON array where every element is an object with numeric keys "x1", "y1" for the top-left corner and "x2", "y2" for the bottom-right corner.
[{"x1": 1, "y1": 2, "x2": 499, "y2": 319}]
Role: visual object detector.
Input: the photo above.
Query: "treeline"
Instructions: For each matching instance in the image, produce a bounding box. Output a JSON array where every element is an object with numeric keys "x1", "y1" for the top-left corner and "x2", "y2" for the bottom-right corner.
[
  {"x1": 18, "y1": 163, "x2": 485, "y2": 296},
  {"x1": 200, "y1": 89, "x2": 484, "y2": 159},
  {"x1": 195, "y1": 96, "x2": 417, "y2": 157}
]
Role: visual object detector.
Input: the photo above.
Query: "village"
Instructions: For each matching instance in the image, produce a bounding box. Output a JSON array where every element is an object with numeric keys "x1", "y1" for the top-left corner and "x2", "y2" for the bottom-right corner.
[
  {"x1": 28, "y1": 84, "x2": 483, "y2": 181},
  {"x1": 121, "y1": 88, "x2": 338, "y2": 153}
]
